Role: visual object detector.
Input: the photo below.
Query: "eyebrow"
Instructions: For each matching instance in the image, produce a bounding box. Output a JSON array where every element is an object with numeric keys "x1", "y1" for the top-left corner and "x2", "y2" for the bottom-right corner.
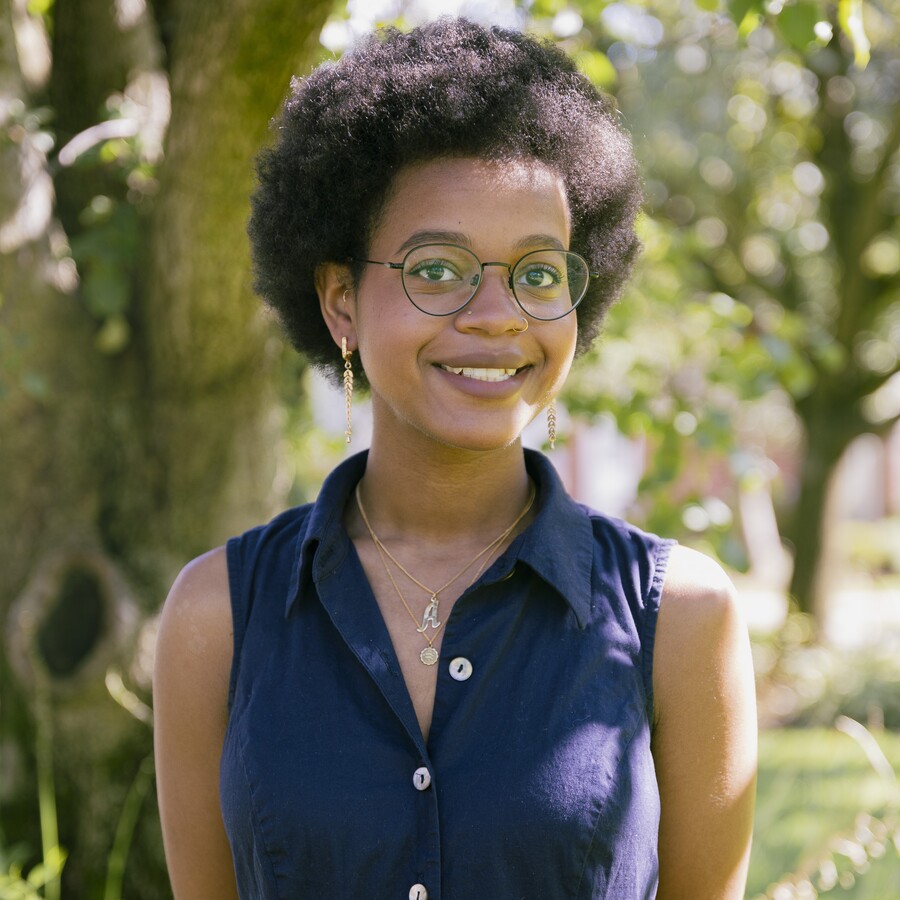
[{"x1": 395, "y1": 231, "x2": 567, "y2": 257}]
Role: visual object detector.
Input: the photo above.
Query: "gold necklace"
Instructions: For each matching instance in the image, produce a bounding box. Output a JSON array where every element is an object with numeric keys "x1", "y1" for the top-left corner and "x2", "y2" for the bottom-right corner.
[{"x1": 355, "y1": 482, "x2": 535, "y2": 666}]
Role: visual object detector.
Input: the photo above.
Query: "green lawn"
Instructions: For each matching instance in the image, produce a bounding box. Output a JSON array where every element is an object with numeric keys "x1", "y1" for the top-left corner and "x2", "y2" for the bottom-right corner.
[{"x1": 749, "y1": 728, "x2": 900, "y2": 898}]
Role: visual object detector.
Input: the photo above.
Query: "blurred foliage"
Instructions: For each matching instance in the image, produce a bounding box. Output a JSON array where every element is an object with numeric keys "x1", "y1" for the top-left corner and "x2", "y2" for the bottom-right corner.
[
  {"x1": 0, "y1": 846, "x2": 66, "y2": 900},
  {"x1": 0, "y1": 677, "x2": 63, "y2": 900},
  {"x1": 750, "y1": 727, "x2": 900, "y2": 898},
  {"x1": 278, "y1": 354, "x2": 356, "y2": 507},
  {"x1": 839, "y1": 516, "x2": 900, "y2": 582},
  {"x1": 0, "y1": 99, "x2": 53, "y2": 401},
  {"x1": 63, "y1": 98, "x2": 160, "y2": 356},
  {"x1": 754, "y1": 613, "x2": 900, "y2": 727},
  {"x1": 519, "y1": 0, "x2": 900, "y2": 597}
]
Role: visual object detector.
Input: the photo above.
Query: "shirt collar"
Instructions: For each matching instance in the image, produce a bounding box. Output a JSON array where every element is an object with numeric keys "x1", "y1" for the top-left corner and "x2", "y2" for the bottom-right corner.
[
  {"x1": 517, "y1": 449, "x2": 595, "y2": 629},
  {"x1": 286, "y1": 448, "x2": 595, "y2": 628},
  {"x1": 286, "y1": 450, "x2": 369, "y2": 618}
]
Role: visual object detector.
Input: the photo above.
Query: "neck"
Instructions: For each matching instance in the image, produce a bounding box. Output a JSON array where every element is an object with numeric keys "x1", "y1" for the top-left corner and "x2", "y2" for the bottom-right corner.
[{"x1": 354, "y1": 421, "x2": 532, "y2": 545}]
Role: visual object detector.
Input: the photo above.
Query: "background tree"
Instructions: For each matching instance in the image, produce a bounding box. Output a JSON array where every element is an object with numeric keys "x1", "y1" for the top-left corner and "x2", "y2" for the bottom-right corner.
[
  {"x1": 0, "y1": 0, "x2": 332, "y2": 894},
  {"x1": 522, "y1": 0, "x2": 899, "y2": 622}
]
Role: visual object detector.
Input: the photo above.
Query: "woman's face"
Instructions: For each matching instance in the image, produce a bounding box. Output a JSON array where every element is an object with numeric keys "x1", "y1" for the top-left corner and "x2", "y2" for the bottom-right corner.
[{"x1": 351, "y1": 156, "x2": 578, "y2": 453}]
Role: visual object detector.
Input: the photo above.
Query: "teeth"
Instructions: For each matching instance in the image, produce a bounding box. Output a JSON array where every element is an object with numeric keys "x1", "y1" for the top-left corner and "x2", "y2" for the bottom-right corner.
[{"x1": 440, "y1": 366, "x2": 520, "y2": 382}]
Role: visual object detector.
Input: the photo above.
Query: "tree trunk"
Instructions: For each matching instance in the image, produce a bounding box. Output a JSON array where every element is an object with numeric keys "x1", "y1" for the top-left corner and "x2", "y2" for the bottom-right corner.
[
  {"x1": 1, "y1": 0, "x2": 334, "y2": 895},
  {"x1": 141, "y1": 0, "x2": 334, "y2": 566},
  {"x1": 0, "y1": 1, "x2": 141, "y2": 889},
  {"x1": 785, "y1": 374, "x2": 861, "y2": 622},
  {"x1": 784, "y1": 434, "x2": 851, "y2": 623}
]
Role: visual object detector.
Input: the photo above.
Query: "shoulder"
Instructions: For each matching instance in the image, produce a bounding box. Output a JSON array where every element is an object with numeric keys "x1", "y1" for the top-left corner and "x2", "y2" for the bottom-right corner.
[
  {"x1": 162, "y1": 546, "x2": 232, "y2": 634},
  {"x1": 154, "y1": 547, "x2": 233, "y2": 711},
  {"x1": 650, "y1": 545, "x2": 757, "y2": 896},
  {"x1": 231, "y1": 502, "x2": 316, "y2": 558},
  {"x1": 660, "y1": 543, "x2": 739, "y2": 617},
  {"x1": 581, "y1": 508, "x2": 674, "y2": 612},
  {"x1": 653, "y1": 544, "x2": 753, "y2": 724},
  {"x1": 583, "y1": 506, "x2": 673, "y2": 564},
  {"x1": 226, "y1": 503, "x2": 317, "y2": 581},
  {"x1": 153, "y1": 548, "x2": 241, "y2": 899}
]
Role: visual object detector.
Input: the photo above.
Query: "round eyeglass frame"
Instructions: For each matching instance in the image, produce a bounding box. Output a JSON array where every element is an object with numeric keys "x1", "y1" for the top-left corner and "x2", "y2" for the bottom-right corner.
[{"x1": 350, "y1": 243, "x2": 598, "y2": 321}]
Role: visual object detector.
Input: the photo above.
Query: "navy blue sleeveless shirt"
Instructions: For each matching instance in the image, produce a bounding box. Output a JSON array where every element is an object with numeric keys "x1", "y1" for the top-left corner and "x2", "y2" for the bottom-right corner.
[{"x1": 220, "y1": 449, "x2": 673, "y2": 899}]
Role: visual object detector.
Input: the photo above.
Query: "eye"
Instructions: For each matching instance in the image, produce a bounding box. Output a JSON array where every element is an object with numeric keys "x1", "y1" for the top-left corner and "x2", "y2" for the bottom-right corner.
[
  {"x1": 407, "y1": 258, "x2": 462, "y2": 283},
  {"x1": 517, "y1": 263, "x2": 563, "y2": 290}
]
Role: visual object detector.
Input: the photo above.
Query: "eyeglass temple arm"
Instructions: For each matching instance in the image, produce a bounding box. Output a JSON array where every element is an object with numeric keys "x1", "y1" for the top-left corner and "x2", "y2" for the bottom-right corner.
[{"x1": 349, "y1": 257, "x2": 404, "y2": 270}]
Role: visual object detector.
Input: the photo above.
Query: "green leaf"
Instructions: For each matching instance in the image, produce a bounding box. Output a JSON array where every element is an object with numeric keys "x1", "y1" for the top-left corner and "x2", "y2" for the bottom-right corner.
[
  {"x1": 695, "y1": 0, "x2": 721, "y2": 11},
  {"x1": 26, "y1": 864, "x2": 51, "y2": 887},
  {"x1": 26, "y1": 0, "x2": 54, "y2": 15},
  {"x1": 838, "y1": 0, "x2": 871, "y2": 68},
  {"x1": 529, "y1": 0, "x2": 569, "y2": 16},
  {"x1": 776, "y1": 1, "x2": 823, "y2": 52},
  {"x1": 727, "y1": 0, "x2": 764, "y2": 25}
]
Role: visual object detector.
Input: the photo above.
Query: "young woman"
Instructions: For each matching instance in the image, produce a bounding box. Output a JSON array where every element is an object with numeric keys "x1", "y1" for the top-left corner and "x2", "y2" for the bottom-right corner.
[{"x1": 153, "y1": 19, "x2": 757, "y2": 899}]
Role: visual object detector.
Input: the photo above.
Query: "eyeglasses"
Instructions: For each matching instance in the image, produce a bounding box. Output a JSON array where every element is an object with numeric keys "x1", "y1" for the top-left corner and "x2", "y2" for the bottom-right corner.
[{"x1": 351, "y1": 243, "x2": 596, "y2": 321}]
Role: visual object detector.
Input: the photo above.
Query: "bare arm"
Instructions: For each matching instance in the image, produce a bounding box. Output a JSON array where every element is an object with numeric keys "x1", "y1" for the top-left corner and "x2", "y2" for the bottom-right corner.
[
  {"x1": 652, "y1": 545, "x2": 757, "y2": 899},
  {"x1": 153, "y1": 547, "x2": 239, "y2": 900}
]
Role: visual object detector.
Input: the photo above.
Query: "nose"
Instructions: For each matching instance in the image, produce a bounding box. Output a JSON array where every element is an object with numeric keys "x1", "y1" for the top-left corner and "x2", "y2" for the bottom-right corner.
[{"x1": 456, "y1": 263, "x2": 523, "y2": 334}]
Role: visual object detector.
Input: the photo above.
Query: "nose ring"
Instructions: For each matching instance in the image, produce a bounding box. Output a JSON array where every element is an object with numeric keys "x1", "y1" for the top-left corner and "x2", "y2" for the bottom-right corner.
[{"x1": 512, "y1": 317, "x2": 529, "y2": 334}]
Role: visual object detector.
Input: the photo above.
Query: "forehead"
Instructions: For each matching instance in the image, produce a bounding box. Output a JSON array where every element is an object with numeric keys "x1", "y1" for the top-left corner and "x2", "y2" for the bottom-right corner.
[{"x1": 373, "y1": 157, "x2": 571, "y2": 252}]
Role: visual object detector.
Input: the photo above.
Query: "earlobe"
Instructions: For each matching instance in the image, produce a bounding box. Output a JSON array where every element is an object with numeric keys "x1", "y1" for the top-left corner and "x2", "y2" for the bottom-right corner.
[{"x1": 316, "y1": 262, "x2": 357, "y2": 351}]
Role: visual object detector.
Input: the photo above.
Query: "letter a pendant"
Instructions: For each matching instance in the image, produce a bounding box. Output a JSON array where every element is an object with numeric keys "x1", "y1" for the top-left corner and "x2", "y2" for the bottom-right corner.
[{"x1": 416, "y1": 596, "x2": 442, "y2": 634}]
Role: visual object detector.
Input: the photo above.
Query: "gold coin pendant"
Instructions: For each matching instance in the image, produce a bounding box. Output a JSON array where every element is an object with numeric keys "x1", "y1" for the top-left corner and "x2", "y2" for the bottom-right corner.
[{"x1": 419, "y1": 647, "x2": 439, "y2": 666}]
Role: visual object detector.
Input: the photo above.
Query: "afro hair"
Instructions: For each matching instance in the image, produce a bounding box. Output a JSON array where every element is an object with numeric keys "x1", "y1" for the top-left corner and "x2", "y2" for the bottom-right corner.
[{"x1": 249, "y1": 17, "x2": 642, "y2": 387}]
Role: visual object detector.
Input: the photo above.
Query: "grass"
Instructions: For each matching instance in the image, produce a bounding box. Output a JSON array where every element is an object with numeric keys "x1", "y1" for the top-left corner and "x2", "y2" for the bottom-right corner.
[{"x1": 749, "y1": 727, "x2": 900, "y2": 898}]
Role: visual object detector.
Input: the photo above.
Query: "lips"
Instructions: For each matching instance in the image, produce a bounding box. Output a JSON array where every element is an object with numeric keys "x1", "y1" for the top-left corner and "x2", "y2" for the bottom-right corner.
[{"x1": 439, "y1": 365, "x2": 523, "y2": 383}]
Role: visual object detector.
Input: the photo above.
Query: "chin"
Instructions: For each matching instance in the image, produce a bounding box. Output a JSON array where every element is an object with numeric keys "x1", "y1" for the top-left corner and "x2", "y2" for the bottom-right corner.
[{"x1": 425, "y1": 425, "x2": 526, "y2": 455}]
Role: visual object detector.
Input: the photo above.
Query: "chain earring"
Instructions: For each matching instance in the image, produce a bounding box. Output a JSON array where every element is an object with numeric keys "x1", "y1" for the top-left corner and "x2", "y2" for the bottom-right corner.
[
  {"x1": 547, "y1": 399, "x2": 557, "y2": 450},
  {"x1": 342, "y1": 337, "x2": 353, "y2": 444}
]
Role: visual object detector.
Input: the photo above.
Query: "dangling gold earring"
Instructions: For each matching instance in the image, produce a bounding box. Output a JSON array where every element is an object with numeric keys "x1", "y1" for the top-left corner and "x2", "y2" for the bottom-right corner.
[
  {"x1": 342, "y1": 337, "x2": 354, "y2": 444},
  {"x1": 547, "y1": 399, "x2": 557, "y2": 450}
]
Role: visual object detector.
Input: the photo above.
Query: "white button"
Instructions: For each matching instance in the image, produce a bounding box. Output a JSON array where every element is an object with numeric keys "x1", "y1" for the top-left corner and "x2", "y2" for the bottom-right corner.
[
  {"x1": 413, "y1": 766, "x2": 432, "y2": 791},
  {"x1": 409, "y1": 884, "x2": 428, "y2": 900},
  {"x1": 449, "y1": 657, "x2": 473, "y2": 681}
]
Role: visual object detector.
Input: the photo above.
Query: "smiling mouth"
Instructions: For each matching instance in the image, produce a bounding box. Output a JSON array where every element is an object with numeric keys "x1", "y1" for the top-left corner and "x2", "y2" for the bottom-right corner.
[{"x1": 439, "y1": 365, "x2": 524, "y2": 383}]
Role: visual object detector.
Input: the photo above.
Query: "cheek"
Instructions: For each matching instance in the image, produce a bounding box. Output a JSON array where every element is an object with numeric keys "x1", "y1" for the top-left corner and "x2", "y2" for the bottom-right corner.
[
  {"x1": 555, "y1": 319, "x2": 579, "y2": 366},
  {"x1": 355, "y1": 302, "x2": 434, "y2": 382}
]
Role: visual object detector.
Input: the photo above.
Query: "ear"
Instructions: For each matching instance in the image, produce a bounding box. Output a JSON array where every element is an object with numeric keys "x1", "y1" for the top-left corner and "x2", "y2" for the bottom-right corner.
[{"x1": 316, "y1": 262, "x2": 357, "y2": 352}]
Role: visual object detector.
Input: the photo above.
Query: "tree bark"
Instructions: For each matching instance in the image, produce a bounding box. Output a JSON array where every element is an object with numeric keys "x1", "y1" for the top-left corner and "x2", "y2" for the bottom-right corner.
[
  {"x1": 784, "y1": 388, "x2": 858, "y2": 622},
  {"x1": 1, "y1": 0, "x2": 334, "y2": 894},
  {"x1": 141, "y1": 0, "x2": 334, "y2": 567},
  {"x1": 1, "y1": 0, "x2": 139, "y2": 884}
]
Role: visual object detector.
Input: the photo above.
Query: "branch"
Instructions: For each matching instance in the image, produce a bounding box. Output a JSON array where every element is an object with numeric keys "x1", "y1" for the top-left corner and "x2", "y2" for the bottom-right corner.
[{"x1": 55, "y1": 118, "x2": 141, "y2": 168}]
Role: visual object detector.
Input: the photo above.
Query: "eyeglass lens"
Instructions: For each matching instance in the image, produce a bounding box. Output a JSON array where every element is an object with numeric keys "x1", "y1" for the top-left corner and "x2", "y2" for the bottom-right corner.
[{"x1": 399, "y1": 244, "x2": 588, "y2": 320}]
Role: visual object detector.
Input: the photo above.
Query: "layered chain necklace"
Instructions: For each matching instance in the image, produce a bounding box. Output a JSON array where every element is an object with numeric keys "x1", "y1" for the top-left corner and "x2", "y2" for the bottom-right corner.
[{"x1": 355, "y1": 482, "x2": 535, "y2": 666}]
